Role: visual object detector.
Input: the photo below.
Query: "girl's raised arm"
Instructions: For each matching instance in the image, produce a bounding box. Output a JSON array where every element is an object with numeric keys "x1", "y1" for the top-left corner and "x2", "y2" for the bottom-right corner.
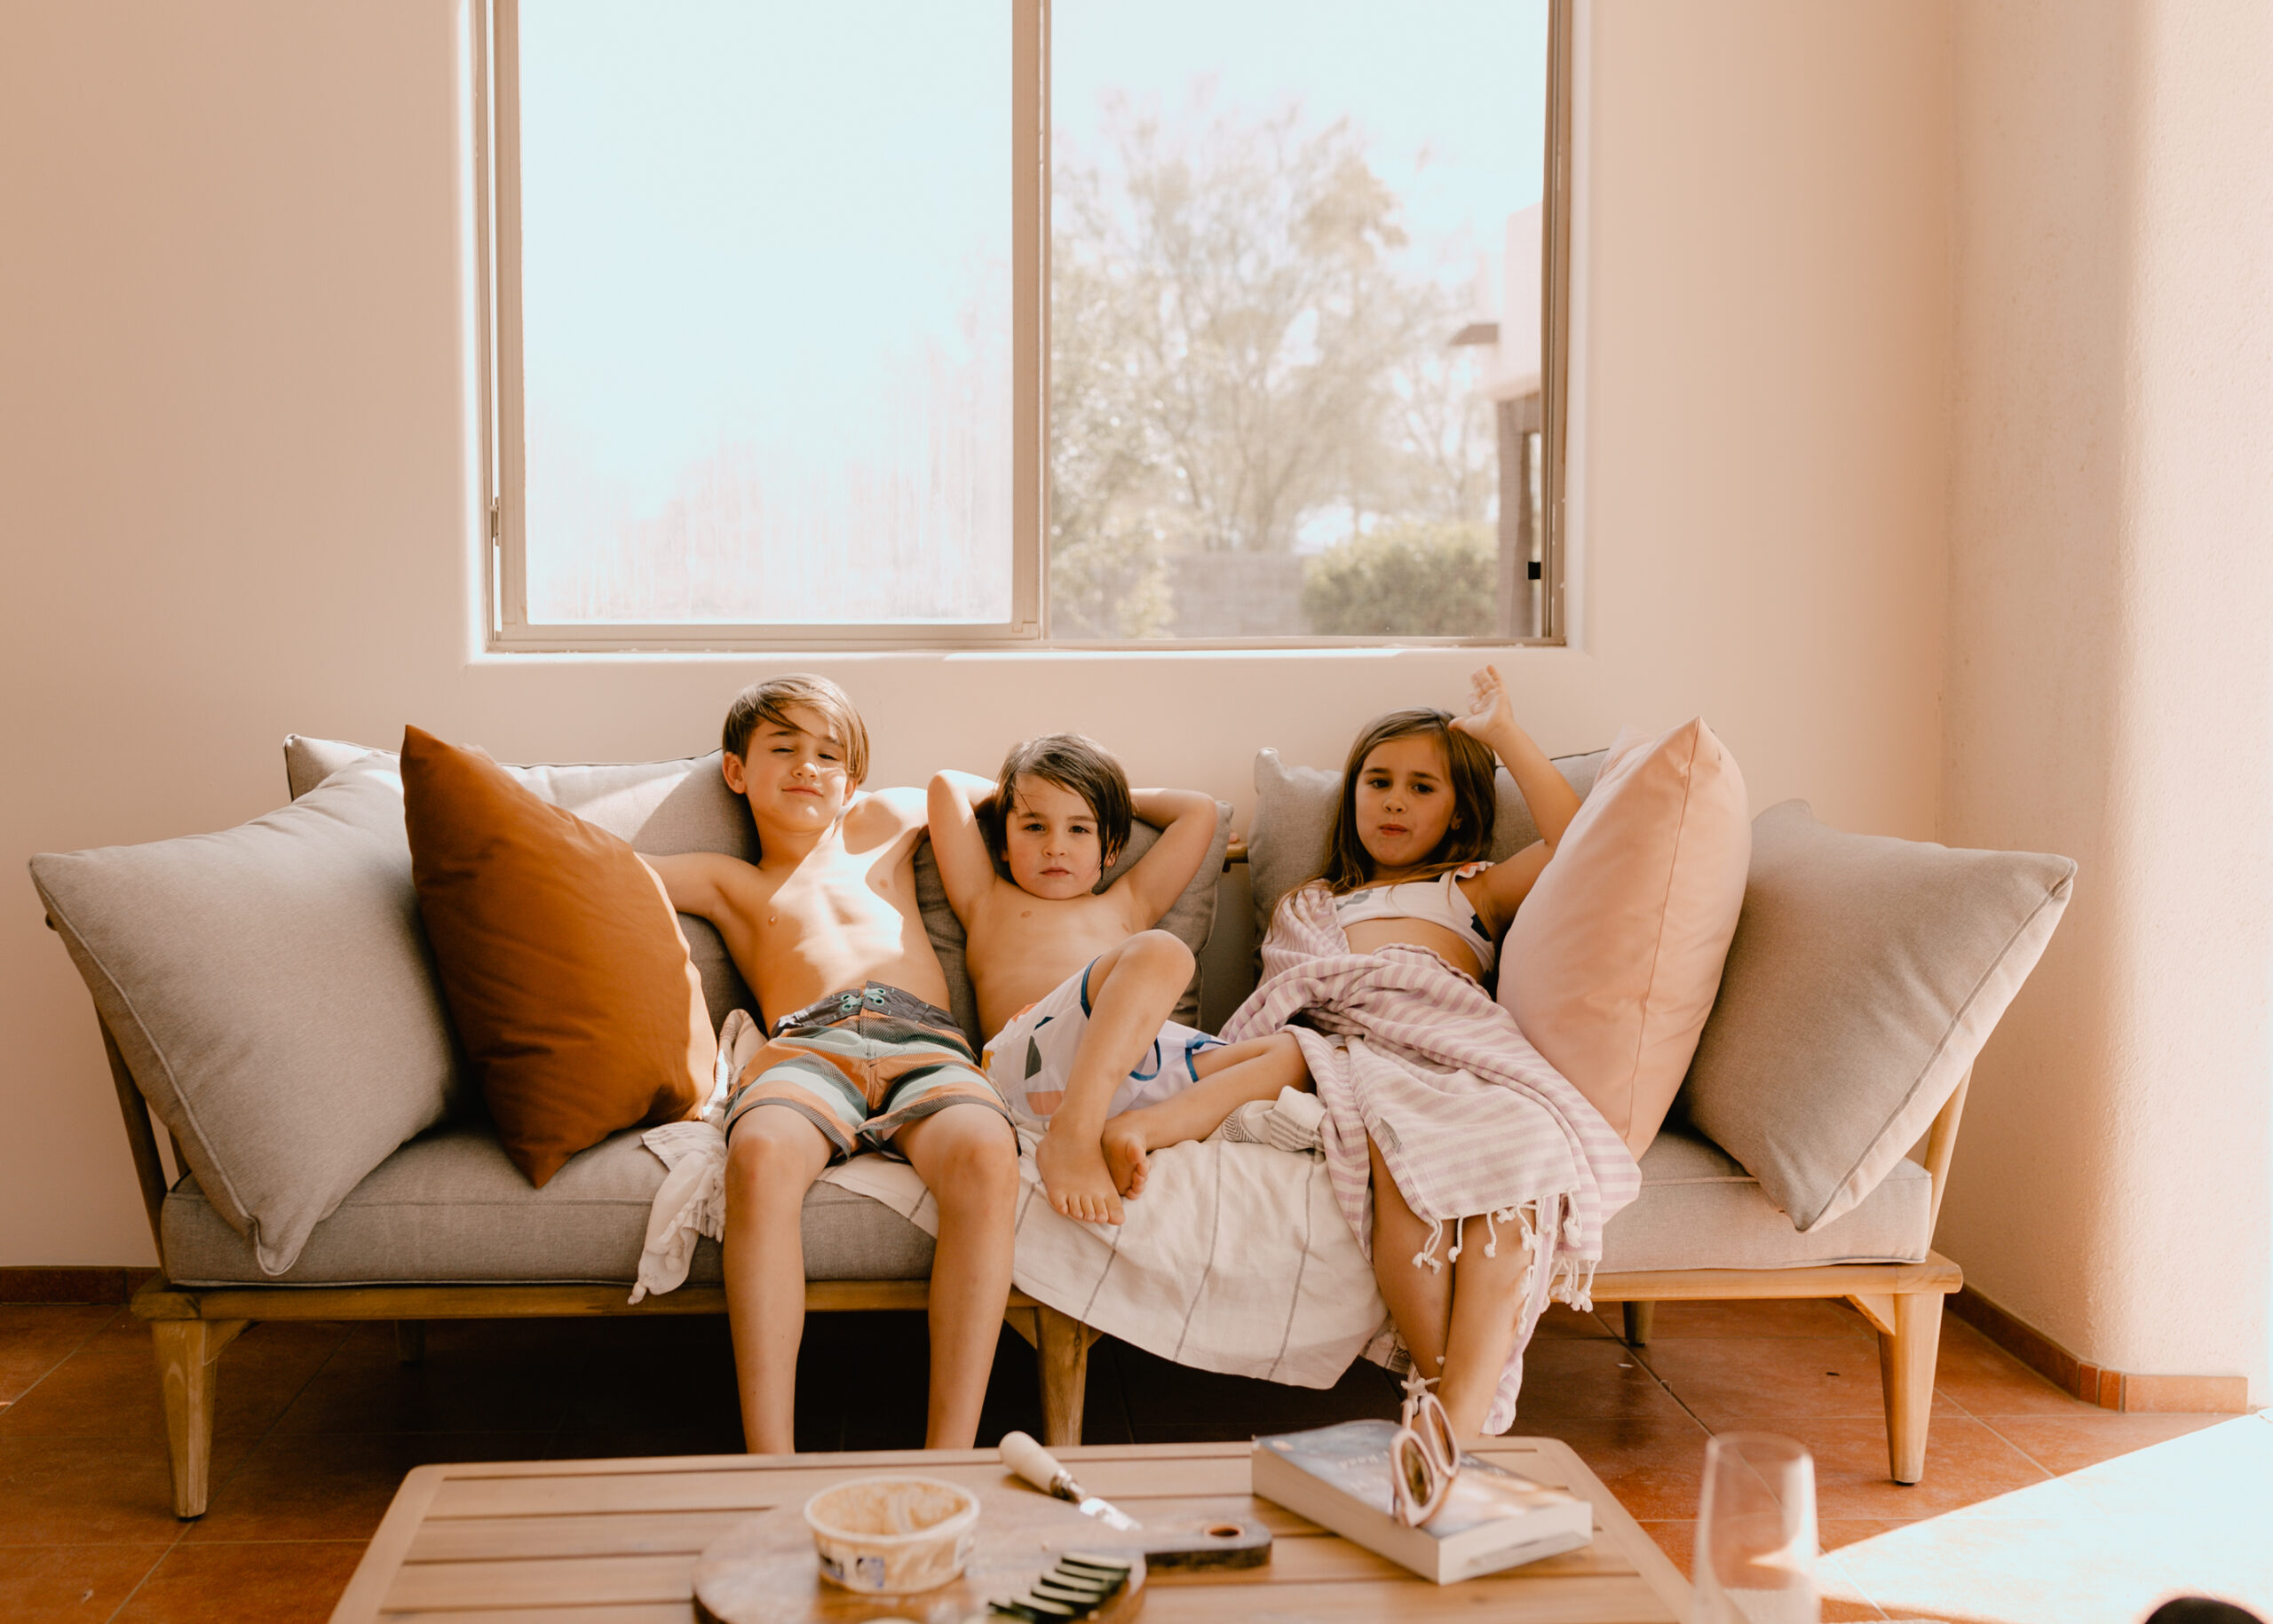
[{"x1": 1451, "y1": 665, "x2": 1580, "y2": 923}]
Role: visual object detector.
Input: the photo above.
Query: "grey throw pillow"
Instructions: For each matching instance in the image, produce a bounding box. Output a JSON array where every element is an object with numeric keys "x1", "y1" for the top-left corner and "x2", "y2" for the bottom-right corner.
[
  {"x1": 30, "y1": 766, "x2": 459, "y2": 1275},
  {"x1": 1681, "y1": 801, "x2": 2076, "y2": 1232},
  {"x1": 1246, "y1": 745, "x2": 1606, "y2": 937},
  {"x1": 286, "y1": 735, "x2": 758, "y2": 1030}
]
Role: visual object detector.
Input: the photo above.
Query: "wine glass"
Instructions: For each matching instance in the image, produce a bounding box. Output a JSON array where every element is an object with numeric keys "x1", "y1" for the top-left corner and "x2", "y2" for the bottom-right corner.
[{"x1": 1693, "y1": 1433, "x2": 1818, "y2": 1624}]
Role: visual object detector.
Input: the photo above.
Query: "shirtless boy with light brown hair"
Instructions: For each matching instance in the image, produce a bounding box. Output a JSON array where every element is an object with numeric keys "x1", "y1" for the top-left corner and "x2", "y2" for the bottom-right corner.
[
  {"x1": 645, "y1": 676, "x2": 1018, "y2": 1454},
  {"x1": 930, "y1": 734, "x2": 1307, "y2": 1226}
]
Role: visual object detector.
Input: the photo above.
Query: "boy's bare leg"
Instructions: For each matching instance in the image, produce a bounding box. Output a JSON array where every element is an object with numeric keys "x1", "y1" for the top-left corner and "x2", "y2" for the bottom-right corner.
[
  {"x1": 1100, "y1": 1033, "x2": 1310, "y2": 1197},
  {"x1": 892, "y1": 1102, "x2": 1020, "y2": 1449},
  {"x1": 1033, "y1": 930, "x2": 1194, "y2": 1225},
  {"x1": 1437, "y1": 1224, "x2": 1531, "y2": 1439},
  {"x1": 721, "y1": 1108, "x2": 836, "y2": 1454},
  {"x1": 1366, "y1": 1131, "x2": 1453, "y2": 1393}
]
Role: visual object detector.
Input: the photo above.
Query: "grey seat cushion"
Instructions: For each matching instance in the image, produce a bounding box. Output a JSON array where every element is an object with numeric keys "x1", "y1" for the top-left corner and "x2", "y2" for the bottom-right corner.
[
  {"x1": 162, "y1": 1115, "x2": 1921, "y2": 1289},
  {"x1": 161, "y1": 1121, "x2": 934, "y2": 1287},
  {"x1": 1597, "y1": 1121, "x2": 1929, "y2": 1274}
]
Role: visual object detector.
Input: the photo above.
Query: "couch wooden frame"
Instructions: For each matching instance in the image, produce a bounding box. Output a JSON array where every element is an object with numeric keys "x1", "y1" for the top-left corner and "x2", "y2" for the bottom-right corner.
[
  {"x1": 1594, "y1": 1069, "x2": 1968, "y2": 1489},
  {"x1": 99, "y1": 1002, "x2": 1965, "y2": 1520},
  {"x1": 95, "y1": 1017, "x2": 1102, "y2": 1518}
]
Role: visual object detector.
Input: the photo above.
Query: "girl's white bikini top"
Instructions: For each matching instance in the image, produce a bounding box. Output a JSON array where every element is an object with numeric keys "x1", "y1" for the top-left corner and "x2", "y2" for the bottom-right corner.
[{"x1": 1332, "y1": 864, "x2": 1496, "y2": 974}]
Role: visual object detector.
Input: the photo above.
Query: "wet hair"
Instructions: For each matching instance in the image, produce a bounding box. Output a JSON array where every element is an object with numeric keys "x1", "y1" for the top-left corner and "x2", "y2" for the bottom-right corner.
[
  {"x1": 1316, "y1": 708, "x2": 1496, "y2": 895},
  {"x1": 988, "y1": 733, "x2": 1134, "y2": 867},
  {"x1": 719, "y1": 674, "x2": 869, "y2": 785}
]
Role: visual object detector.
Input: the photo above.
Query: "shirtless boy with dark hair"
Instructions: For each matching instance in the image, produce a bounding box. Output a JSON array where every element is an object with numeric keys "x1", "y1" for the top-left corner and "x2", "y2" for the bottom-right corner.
[
  {"x1": 646, "y1": 675, "x2": 1018, "y2": 1454},
  {"x1": 930, "y1": 733, "x2": 1307, "y2": 1226}
]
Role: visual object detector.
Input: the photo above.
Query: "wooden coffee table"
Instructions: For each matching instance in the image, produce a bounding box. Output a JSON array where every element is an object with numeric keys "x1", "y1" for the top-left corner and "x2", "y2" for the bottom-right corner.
[{"x1": 329, "y1": 1438, "x2": 1689, "y2": 1622}]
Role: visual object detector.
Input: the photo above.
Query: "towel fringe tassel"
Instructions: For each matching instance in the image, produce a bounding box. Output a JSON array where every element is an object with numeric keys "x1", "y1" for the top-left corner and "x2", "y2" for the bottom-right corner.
[{"x1": 1412, "y1": 1217, "x2": 1446, "y2": 1273}]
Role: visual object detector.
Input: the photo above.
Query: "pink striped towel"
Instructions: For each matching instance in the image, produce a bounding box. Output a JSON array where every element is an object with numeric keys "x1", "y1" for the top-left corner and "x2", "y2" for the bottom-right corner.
[{"x1": 1220, "y1": 883, "x2": 1641, "y2": 1430}]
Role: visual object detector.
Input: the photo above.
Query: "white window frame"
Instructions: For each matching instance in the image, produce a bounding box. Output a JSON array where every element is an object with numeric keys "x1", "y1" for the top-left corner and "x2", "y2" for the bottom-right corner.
[{"x1": 473, "y1": 0, "x2": 1571, "y2": 653}]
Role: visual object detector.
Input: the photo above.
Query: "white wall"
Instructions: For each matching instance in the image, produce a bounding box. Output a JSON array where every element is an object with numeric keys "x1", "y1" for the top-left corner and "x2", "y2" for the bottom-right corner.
[
  {"x1": 1939, "y1": 0, "x2": 2273, "y2": 1401},
  {"x1": 0, "y1": 2, "x2": 1955, "y2": 1266}
]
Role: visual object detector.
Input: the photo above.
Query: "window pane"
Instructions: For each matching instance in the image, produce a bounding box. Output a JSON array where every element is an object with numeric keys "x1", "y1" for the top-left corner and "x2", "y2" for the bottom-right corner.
[
  {"x1": 519, "y1": 2, "x2": 1013, "y2": 625},
  {"x1": 1049, "y1": 0, "x2": 1550, "y2": 640}
]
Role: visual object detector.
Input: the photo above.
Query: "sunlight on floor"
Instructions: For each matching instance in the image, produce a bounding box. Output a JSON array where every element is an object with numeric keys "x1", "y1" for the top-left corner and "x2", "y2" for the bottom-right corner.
[{"x1": 1821, "y1": 1414, "x2": 2273, "y2": 1624}]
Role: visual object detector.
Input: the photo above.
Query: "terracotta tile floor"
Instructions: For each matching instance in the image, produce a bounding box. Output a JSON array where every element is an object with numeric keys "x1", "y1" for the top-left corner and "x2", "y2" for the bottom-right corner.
[{"x1": 0, "y1": 1296, "x2": 2238, "y2": 1621}]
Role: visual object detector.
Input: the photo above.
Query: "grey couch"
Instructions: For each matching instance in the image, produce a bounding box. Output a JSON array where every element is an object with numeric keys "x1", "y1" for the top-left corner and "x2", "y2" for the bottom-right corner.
[{"x1": 34, "y1": 736, "x2": 2071, "y2": 1517}]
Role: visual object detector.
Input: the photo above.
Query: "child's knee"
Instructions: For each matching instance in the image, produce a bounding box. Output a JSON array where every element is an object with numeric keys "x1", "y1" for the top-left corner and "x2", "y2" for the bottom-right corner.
[
  {"x1": 725, "y1": 1118, "x2": 825, "y2": 1203},
  {"x1": 1125, "y1": 929, "x2": 1194, "y2": 978},
  {"x1": 930, "y1": 1115, "x2": 1019, "y2": 1199}
]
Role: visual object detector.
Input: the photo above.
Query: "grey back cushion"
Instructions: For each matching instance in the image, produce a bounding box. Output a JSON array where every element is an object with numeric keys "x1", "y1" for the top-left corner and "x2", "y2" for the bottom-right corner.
[
  {"x1": 1246, "y1": 746, "x2": 1607, "y2": 938},
  {"x1": 287, "y1": 737, "x2": 1229, "y2": 1049},
  {"x1": 287, "y1": 735, "x2": 759, "y2": 1032},
  {"x1": 30, "y1": 765, "x2": 459, "y2": 1276},
  {"x1": 1681, "y1": 801, "x2": 2076, "y2": 1232}
]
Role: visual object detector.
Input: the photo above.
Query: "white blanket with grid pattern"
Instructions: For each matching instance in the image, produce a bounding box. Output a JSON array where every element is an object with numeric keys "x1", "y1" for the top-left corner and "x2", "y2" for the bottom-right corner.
[{"x1": 631, "y1": 1013, "x2": 1392, "y2": 1388}]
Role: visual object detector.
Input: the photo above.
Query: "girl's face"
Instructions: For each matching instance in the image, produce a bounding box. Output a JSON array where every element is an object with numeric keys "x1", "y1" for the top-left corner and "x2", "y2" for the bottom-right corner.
[
  {"x1": 1353, "y1": 734, "x2": 1460, "y2": 876},
  {"x1": 1002, "y1": 773, "x2": 1105, "y2": 899}
]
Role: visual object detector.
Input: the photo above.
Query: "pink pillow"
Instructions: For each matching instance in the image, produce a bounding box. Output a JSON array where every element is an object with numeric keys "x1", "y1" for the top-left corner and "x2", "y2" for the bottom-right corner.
[{"x1": 1497, "y1": 718, "x2": 1750, "y2": 1156}]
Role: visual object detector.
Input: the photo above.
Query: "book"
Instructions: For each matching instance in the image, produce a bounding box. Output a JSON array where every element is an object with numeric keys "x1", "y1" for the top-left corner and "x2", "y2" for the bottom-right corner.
[{"x1": 1250, "y1": 1421, "x2": 1594, "y2": 1585}]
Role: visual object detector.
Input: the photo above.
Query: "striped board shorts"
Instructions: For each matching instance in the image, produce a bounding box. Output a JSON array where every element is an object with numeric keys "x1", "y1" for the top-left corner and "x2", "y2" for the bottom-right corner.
[{"x1": 723, "y1": 984, "x2": 1010, "y2": 1161}]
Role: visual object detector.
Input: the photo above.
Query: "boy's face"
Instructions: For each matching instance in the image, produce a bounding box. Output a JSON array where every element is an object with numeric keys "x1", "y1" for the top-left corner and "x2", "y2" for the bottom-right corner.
[
  {"x1": 723, "y1": 704, "x2": 853, "y2": 834},
  {"x1": 1002, "y1": 773, "x2": 1105, "y2": 900}
]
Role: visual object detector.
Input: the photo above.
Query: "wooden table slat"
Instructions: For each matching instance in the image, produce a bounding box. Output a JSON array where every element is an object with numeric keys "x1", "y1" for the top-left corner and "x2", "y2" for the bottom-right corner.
[
  {"x1": 385, "y1": 1525, "x2": 1651, "y2": 1611},
  {"x1": 404, "y1": 1496, "x2": 1326, "y2": 1563},
  {"x1": 424, "y1": 1454, "x2": 1260, "y2": 1520},
  {"x1": 386, "y1": 1554, "x2": 693, "y2": 1612},
  {"x1": 1011, "y1": 1573, "x2": 1676, "y2": 1623},
  {"x1": 378, "y1": 1606, "x2": 690, "y2": 1624},
  {"x1": 406, "y1": 1510, "x2": 754, "y2": 1564}
]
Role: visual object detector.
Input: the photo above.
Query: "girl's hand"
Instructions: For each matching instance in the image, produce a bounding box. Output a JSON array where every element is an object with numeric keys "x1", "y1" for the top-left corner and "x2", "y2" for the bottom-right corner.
[{"x1": 1450, "y1": 664, "x2": 1517, "y2": 739}]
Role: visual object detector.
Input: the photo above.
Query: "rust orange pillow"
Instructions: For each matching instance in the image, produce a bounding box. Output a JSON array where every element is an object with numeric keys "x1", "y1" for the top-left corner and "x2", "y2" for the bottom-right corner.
[
  {"x1": 401, "y1": 725, "x2": 711, "y2": 1186},
  {"x1": 1496, "y1": 717, "x2": 1750, "y2": 1157}
]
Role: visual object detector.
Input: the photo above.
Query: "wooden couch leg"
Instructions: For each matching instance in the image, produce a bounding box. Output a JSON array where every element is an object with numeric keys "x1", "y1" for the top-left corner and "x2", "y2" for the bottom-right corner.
[
  {"x1": 149, "y1": 1318, "x2": 246, "y2": 1517},
  {"x1": 1034, "y1": 1305, "x2": 1095, "y2": 1448},
  {"x1": 395, "y1": 1320, "x2": 426, "y2": 1364},
  {"x1": 1622, "y1": 1302, "x2": 1655, "y2": 1345},
  {"x1": 1877, "y1": 1292, "x2": 1944, "y2": 1485}
]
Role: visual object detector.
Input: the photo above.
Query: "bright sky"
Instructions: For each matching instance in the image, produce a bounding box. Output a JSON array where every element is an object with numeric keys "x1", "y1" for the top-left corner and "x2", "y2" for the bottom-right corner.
[
  {"x1": 518, "y1": 1, "x2": 1551, "y2": 586},
  {"x1": 1053, "y1": 0, "x2": 1550, "y2": 288},
  {"x1": 519, "y1": 1, "x2": 1012, "y2": 511}
]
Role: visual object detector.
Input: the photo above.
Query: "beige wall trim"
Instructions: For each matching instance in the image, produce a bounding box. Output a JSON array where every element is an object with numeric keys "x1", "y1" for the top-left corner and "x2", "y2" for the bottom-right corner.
[
  {"x1": 1949, "y1": 1287, "x2": 2252, "y2": 1414},
  {"x1": 0, "y1": 1265, "x2": 158, "y2": 1304}
]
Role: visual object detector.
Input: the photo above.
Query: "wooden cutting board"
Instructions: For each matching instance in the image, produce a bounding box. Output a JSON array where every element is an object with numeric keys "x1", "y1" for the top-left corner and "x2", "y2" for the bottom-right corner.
[{"x1": 693, "y1": 1485, "x2": 1270, "y2": 1624}]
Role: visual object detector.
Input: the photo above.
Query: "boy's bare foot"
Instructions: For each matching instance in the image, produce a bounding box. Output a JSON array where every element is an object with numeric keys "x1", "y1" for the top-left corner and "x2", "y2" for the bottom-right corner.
[
  {"x1": 1100, "y1": 1115, "x2": 1151, "y2": 1199},
  {"x1": 1034, "y1": 1121, "x2": 1124, "y2": 1224}
]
